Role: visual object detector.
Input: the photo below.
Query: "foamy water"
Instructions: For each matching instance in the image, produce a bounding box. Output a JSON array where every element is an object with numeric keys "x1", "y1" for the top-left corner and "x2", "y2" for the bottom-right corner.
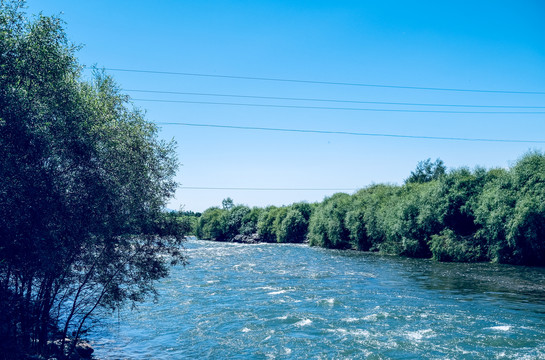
[{"x1": 90, "y1": 240, "x2": 545, "y2": 359}]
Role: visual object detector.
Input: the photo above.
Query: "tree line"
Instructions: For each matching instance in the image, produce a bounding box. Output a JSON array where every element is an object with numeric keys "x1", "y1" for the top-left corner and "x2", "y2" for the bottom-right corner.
[{"x1": 194, "y1": 153, "x2": 545, "y2": 266}]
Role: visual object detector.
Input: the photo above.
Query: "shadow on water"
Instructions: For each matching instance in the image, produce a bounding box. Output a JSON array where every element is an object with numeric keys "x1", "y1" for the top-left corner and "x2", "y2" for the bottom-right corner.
[{"x1": 329, "y1": 248, "x2": 545, "y2": 309}]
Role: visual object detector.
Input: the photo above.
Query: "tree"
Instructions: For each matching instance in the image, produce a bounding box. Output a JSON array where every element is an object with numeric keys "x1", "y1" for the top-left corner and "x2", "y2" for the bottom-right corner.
[
  {"x1": 475, "y1": 152, "x2": 545, "y2": 265},
  {"x1": 257, "y1": 206, "x2": 278, "y2": 242},
  {"x1": 359, "y1": 184, "x2": 400, "y2": 251},
  {"x1": 277, "y1": 209, "x2": 307, "y2": 243},
  {"x1": 405, "y1": 158, "x2": 446, "y2": 184},
  {"x1": 308, "y1": 193, "x2": 351, "y2": 249},
  {"x1": 222, "y1": 197, "x2": 234, "y2": 210},
  {"x1": 257, "y1": 206, "x2": 288, "y2": 243},
  {"x1": 224, "y1": 205, "x2": 250, "y2": 240},
  {"x1": 0, "y1": 3, "x2": 184, "y2": 358},
  {"x1": 239, "y1": 207, "x2": 263, "y2": 235},
  {"x1": 196, "y1": 207, "x2": 228, "y2": 240}
]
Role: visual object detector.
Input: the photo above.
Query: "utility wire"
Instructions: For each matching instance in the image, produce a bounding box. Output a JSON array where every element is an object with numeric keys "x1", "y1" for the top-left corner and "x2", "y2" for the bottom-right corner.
[
  {"x1": 134, "y1": 99, "x2": 545, "y2": 114},
  {"x1": 124, "y1": 89, "x2": 545, "y2": 109},
  {"x1": 155, "y1": 122, "x2": 545, "y2": 144},
  {"x1": 94, "y1": 67, "x2": 545, "y2": 95}
]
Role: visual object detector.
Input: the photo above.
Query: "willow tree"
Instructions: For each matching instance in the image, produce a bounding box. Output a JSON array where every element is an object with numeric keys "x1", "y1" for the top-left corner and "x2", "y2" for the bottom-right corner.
[{"x1": 0, "y1": 1, "x2": 184, "y2": 358}]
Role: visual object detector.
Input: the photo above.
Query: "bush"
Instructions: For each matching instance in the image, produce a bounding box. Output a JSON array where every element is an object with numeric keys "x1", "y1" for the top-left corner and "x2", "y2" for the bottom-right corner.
[
  {"x1": 197, "y1": 207, "x2": 228, "y2": 240},
  {"x1": 430, "y1": 229, "x2": 483, "y2": 262},
  {"x1": 475, "y1": 152, "x2": 545, "y2": 265},
  {"x1": 277, "y1": 209, "x2": 307, "y2": 243},
  {"x1": 308, "y1": 193, "x2": 351, "y2": 249}
]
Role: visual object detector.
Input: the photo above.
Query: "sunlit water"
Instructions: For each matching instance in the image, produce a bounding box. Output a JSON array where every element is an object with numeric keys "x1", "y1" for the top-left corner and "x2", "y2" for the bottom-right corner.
[{"x1": 90, "y1": 240, "x2": 545, "y2": 359}]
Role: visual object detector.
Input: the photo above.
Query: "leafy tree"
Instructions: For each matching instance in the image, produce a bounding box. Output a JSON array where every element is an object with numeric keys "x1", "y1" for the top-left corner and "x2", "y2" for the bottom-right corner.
[
  {"x1": 277, "y1": 209, "x2": 307, "y2": 243},
  {"x1": 239, "y1": 207, "x2": 263, "y2": 235},
  {"x1": 257, "y1": 206, "x2": 279, "y2": 243},
  {"x1": 196, "y1": 207, "x2": 228, "y2": 240},
  {"x1": 308, "y1": 193, "x2": 351, "y2": 249},
  {"x1": 345, "y1": 207, "x2": 369, "y2": 250},
  {"x1": 291, "y1": 202, "x2": 313, "y2": 222},
  {"x1": 383, "y1": 182, "x2": 442, "y2": 257},
  {"x1": 430, "y1": 229, "x2": 482, "y2": 262},
  {"x1": 475, "y1": 152, "x2": 545, "y2": 265},
  {"x1": 224, "y1": 205, "x2": 250, "y2": 240},
  {"x1": 405, "y1": 158, "x2": 446, "y2": 184},
  {"x1": 437, "y1": 167, "x2": 488, "y2": 236},
  {"x1": 271, "y1": 207, "x2": 289, "y2": 242},
  {"x1": 0, "y1": 3, "x2": 184, "y2": 357},
  {"x1": 257, "y1": 206, "x2": 290, "y2": 243},
  {"x1": 359, "y1": 184, "x2": 400, "y2": 251},
  {"x1": 222, "y1": 197, "x2": 234, "y2": 210}
]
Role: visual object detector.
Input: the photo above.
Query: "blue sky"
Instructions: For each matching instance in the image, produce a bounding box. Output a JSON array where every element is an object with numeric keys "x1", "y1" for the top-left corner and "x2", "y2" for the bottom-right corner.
[{"x1": 25, "y1": 0, "x2": 545, "y2": 212}]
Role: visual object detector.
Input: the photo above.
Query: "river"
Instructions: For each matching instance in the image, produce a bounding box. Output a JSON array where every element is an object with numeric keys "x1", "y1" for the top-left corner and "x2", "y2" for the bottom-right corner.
[{"x1": 89, "y1": 239, "x2": 545, "y2": 359}]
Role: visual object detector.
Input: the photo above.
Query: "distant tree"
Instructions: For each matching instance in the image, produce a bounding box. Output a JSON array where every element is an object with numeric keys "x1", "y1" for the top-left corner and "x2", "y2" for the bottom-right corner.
[
  {"x1": 359, "y1": 184, "x2": 400, "y2": 251},
  {"x1": 197, "y1": 207, "x2": 228, "y2": 240},
  {"x1": 239, "y1": 207, "x2": 263, "y2": 235},
  {"x1": 475, "y1": 152, "x2": 545, "y2": 265},
  {"x1": 277, "y1": 209, "x2": 307, "y2": 243},
  {"x1": 291, "y1": 202, "x2": 313, "y2": 222},
  {"x1": 257, "y1": 206, "x2": 289, "y2": 243},
  {"x1": 437, "y1": 167, "x2": 487, "y2": 236},
  {"x1": 222, "y1": 197, "x2": 234, "y2": 210},
  {"x1": 387, "y1": 182, "x2": 442, "y2": 257},
  {"x1": 308, "y1": 193, "x2": 351, "y2": 249},
  {"x1": 257, "y1": 206, "x2": 279, "y2": 242},
  {"x1": 224, "y1": 205, "x2": 250, "y2": 240},
  {"x1": 405, "y1": 158, "x2": 446, "y2": 184},
  {"x1": 345, "y1": 207, "x2": 369, "y2": 251}
]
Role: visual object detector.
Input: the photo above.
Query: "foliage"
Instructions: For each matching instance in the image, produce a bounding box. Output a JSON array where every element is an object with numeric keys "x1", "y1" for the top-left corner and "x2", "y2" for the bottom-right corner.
[
  {"x1": 405, "y1": 158, "x2": 446, "y2": 184},
  {"x1": 308, "y1": 193, "x2": 351, "y2": 249},
  {"x1": 358, "y1": 184, "x2": 400, "y2": 251},
  {"x1": 438, "y1": 167, "x2": 487, "y2": 236},
  {"x1": 196, "y1": 207, "x2": 228, "y2": 240},
  {"x1": 239, "y1": 207, "x2": 263, "y2": 235},
  {"x1": 257, "y1": 206, "x2": 280, "y2": 243},
  {"x1": 277, "y1": 209, "x2": 307, "y2": 243},
  {"x1": 222, "y1": 197, "x2": 234, "y2": 210},
  {"x1": 0, "y1": 2, "x2": 184, "y2": 358},
  {"x1": 224, "y1": 205, "x2": 251, "y2": 241},
  {"x1": 475, "y1": 152, "x2": 545, "y2": 265},
  {"x1": 381, "y1": 182, "x2": 441, "y2": 257},
  {"x1": 430, "y1": 229, "x2": 483, "y2": 262},
  {"x1": 197, "y1": 154, "x2": 545, "y2": 267}
]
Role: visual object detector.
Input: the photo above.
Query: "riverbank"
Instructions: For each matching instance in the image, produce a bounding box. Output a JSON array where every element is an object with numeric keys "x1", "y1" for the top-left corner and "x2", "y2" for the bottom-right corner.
[{"x1": 188, "y1": 152, "x2": 545, "y2": 266}]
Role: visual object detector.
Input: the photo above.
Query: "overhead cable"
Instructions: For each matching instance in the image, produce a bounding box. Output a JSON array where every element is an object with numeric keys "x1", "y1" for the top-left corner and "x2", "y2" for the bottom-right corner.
[
  {"x1": 124, "y1": 89, "x2": 545, "y2": 109},
  {"x1": 134, "y1": 99, "x2": 545, "y2": 114},
  {"x1": 93, "y1": 67, "x2": 545, "y2": 95},
  {"x1": 155, "y1": 122, "x2": 545, "y2": 144}
]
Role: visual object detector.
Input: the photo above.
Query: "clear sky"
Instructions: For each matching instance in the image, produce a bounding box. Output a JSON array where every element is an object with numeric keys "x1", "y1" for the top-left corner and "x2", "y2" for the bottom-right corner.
[{"x1": 25, "y1": 0, "x2": 545, "y2": 212}]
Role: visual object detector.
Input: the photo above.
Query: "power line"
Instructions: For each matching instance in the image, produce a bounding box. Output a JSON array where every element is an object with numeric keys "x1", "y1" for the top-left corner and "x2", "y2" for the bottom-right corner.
[
  {"x1": 156, "y1": 122, "x2": 545, "y2": 144},
  {"x1": 181, "y1": 187, "x2": 357, "y2": 191},
  {"x1": 124, "y1": 89, "x2": 545, "y2": 109},
  {"x1": 94, "y1": 67, "x2": 545, "y2": 95},
  {"x1": 134, "y1": 99, "x2": 545, "y2": 114}
]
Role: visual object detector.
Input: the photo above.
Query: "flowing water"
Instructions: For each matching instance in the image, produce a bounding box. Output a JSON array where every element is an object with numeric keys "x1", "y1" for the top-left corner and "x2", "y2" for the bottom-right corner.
[{"x1": 90, "y1": 240, "x2": 545, "y2": 359}]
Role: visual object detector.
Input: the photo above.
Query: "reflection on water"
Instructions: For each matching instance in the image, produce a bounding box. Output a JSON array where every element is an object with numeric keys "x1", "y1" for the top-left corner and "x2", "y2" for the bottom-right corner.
[{"x1": 90, "y1": 240, "x2": 545, "y2": 359}]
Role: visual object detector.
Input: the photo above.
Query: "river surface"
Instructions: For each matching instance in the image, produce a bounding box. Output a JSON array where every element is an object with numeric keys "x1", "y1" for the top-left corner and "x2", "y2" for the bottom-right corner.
[{"x1": 90, "y1": 240, "x2": 545, "y2": 359}]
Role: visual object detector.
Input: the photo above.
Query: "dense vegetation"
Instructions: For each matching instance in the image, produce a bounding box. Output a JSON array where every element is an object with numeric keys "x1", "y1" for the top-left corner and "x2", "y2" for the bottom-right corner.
[
  {"x1": 0, "y1": 2, "x2": 187, "y2": 359},
  {"x1": 196, "y1": 154, "x2": 545, "y2": 267}
]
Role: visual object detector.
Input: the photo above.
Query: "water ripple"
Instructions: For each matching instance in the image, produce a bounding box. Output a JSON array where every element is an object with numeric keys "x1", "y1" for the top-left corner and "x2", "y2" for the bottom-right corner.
[{"x1": 90, "y1": 240, "x2": 545, "y2": 359}]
